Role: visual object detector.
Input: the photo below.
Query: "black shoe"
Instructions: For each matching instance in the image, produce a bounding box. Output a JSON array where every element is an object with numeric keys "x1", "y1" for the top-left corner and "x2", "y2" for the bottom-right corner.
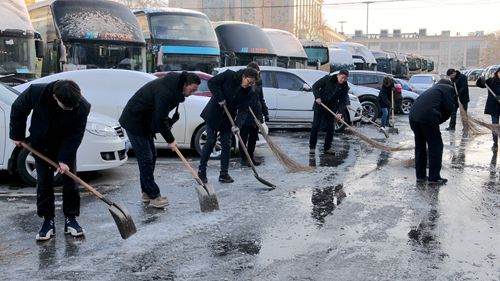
[
  {"x1": 36, "y1": 218, "x2": 55, "y2": 241},
  {"x1": 445, "y1": 127, "x2": 455, "y2": 131},
  {"x1": 198, "y1": 171, "x2": 208, "y2": 184},
  {"x1": 416, "y1": 178, "x2": 427, "y2": 183},
  {"x1": 218, "y1": 174, "x2": 234, "y2": 183},
  {"x1": 64, "y1": 217, "x2": 85, "y2": 237},
  {"x1": 428, "y1": 178, "x2": 448, "y2": 185}
]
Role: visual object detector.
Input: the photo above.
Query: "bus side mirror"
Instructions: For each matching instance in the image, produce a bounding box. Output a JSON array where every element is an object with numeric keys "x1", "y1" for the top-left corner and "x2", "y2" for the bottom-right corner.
[{"x1": 35, "y1": 40, "x2": 45, "y2": 58}]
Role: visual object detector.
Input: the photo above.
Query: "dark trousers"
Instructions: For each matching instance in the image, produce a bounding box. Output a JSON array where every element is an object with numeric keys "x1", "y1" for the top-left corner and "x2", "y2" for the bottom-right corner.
[
  {"x1": 448, "y1": 103, "x2": 468, "y2": 129},
  {"x1": 492, "y1": 114, "x2": 499, "y2": 145},
  {"x1": 309, "y1": 107, "x2": 335, "y2": 151},
  {"x1": 240, "y1": 125, "x2": 259, "y2": 160},
  {"x1": 410, "y1": 121, "x2": 444, "y2": 181},
  {"x1": 199, "y1": 126, "x2": 232, "y2": 176},
  {"x1": 127, "y1": 132, "x2": 161, "y2": 199},
  {"x1": 34, "y1": 145, "x2": 78, "y2": 219}
]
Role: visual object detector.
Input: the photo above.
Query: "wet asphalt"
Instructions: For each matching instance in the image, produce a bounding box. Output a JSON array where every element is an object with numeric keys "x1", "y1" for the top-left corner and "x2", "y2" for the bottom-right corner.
[{"x1": 0, "y1": 87, "x2": 499, "y2": 281}]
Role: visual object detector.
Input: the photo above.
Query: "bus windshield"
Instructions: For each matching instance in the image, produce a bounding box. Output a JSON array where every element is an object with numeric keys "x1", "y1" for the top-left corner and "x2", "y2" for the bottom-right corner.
[
  {"x1": 64, "y1": 43, "x2": 145, "y2": 71},
  {"x1": 0, "y1": 36, "x2": 35, "y2": 75},
  {"x1": 149, "y1": 14, "x2": 217, "y2": 42},
  {"x1": 52, "y1": 0, "x2": 144, "y2": 43},
  {"x1": 304, "y1": 47, "x2": 329, "y2": 65}
]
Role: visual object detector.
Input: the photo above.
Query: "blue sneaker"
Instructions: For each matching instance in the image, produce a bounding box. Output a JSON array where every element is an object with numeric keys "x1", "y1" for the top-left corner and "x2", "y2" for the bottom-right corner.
[
  {"x1": 36, "y1": 218, "x2": 55, "y2": 241},
  {"x1": 64, "y1": 217, "x2": 85, "y2": 237}
]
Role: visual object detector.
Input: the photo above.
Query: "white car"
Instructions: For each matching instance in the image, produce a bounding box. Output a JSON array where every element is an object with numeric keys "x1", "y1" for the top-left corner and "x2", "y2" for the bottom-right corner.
[
  {"x1": 15, "y1": 69, "x2": 258, "y2": 159},
  {"x1": 214, "y1": 66, "x2": 363, "y2": 132},
  {"x1": 1, "y1": 83, "x2": 128, "y2": 186}
]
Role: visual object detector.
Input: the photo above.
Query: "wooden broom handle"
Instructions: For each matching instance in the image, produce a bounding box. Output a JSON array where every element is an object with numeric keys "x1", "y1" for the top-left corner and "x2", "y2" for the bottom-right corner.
[{"x1": 485, "y1": 84, "x2": 500, "y2": 104}]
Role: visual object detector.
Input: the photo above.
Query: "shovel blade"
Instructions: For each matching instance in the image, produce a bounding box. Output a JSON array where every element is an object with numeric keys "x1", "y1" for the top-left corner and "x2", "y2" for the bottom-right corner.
[
  {"x1": 388, "y1": 127, "x2": 399, "y2": 134},
  {"x1": 195, "y1": 183, "x2": 220, "y2": 212},
  {"x1": 255, "y1": 174, "x2": 276, "y2": 190},
  {"x1": 108, "y1": 202, "x2": 137, "y2": 239}
]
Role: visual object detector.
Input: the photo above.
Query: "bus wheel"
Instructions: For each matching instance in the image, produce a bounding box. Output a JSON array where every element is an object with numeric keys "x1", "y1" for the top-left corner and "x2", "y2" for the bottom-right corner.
[{"x1": 16, "y1": 148, "x2": 63, "y2": 187}]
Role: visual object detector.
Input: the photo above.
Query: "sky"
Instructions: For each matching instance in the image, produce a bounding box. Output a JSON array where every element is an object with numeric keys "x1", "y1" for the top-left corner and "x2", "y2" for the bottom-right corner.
[{"x1": 324, "y1": 0, "x2": 499, "y2": 36}]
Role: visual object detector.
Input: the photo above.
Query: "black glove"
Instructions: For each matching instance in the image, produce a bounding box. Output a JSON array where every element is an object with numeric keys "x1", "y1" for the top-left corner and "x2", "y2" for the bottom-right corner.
[
  {"x1": 171, "y1": 112, "x2": 180, "y2": 123},
  {"x1": 264, "y1": 115, "x2": 270, "y2": 122},
  {"x1": 218, "y1": 100, "x2": 226, "y2": 107}
]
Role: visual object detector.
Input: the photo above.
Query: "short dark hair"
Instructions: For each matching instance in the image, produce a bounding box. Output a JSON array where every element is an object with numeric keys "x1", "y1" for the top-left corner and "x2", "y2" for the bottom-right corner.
[
  {"x1": 383, "y1": 76, "x2": 394, "y2": 86},
  {"x1": 185, "y1": 72, "x2": 201, "y2": 85},
  {"x1": 53, "y1": 80, "x2": 81, "y2": 108},
  {"x1": 247, "y1": 61, "x2": 260, "y2": 72},
  {"x1": 437, "y1": 79, "x2": 452, "y2": 86},
  {"x1": 446, "y1": 68, "x2": 456, "y2": 76},
  {"x1": 338, "y1": 69, "x2": 349, "y2": 77},
  {"x1": 242, "y1": 68, "x2": 259, "y2": 80}
]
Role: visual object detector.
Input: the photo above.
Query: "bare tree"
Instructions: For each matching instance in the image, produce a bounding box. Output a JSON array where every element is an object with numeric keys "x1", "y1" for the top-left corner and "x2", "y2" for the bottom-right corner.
[
  {"x1": 117, "y1": 0, "x2": 168, "y2": 9},
  {"x1": 481, "y1": 31, "x2": 500, "y2": 67}
]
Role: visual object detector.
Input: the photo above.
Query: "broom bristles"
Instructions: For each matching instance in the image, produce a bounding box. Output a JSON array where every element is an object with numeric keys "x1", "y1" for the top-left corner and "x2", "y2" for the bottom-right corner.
[{"x1": 249, "y1": 108, "x2": 313, "y2": 172}]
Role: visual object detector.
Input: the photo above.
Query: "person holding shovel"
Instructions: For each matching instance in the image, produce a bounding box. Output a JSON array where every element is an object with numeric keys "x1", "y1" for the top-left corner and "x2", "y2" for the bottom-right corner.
[
  {"x1": 119, "y1": 72, "x2": 200, "y2": 208},
  {"x1": 409, "y1": 79, "x2": 458, "y2": 185},
  {"x1": 197, "y1": 67, "x2": 259, "y2": 183},
  {"x1": 378, "y1": 77, "x2": 395, "y2": 132},
  {"x1": 10, "y1": 80, "x2": 91, "y2": 241},
  {"x1": 446, "y1": 68, "x2": 470, "y2": 131},
  {"x1": 239, "y1": 61, "x2": 270, "y2": 167},
  {"x1": 309, "y1": 69, "x2": 352, "y2": 155},
  {"x1": 476, "y1": 68, "x2": 500, "y2": 151}
]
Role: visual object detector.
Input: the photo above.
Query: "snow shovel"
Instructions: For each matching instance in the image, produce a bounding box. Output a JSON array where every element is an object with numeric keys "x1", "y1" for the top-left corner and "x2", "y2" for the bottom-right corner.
[
  {"x1": 20, "y1": 142, "x2": 136, "y2": 240},
  {"x1": 173, "y1": 147, "x2": 219, "y2": 212},
  {"x1": 348, "y1": 107, "x2": 389, "y2": 138},
  {"x1": 222, "y1": 104, "x2": 276, "y2": 189},
  {"x1": 388, "y1": 90, "x2": 399, "y2": 134}
]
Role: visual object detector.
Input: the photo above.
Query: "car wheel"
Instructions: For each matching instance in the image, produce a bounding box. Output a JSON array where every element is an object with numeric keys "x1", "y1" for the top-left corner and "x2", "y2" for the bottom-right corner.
[
  {"x1": 359, "y1": 98, "x2": 380, "y2": 122},
  {"x1": 194, "y1": 124, "x2": 222, "y2": 159},
  {"x1": 334, "y1": 109, "x2": 350, "y2": 132},
  {"x1": 401, "y1": 98, "x2": 413, "y2": 115},
  {"x1": 16, "y1": 148, "x2": 63, "y2": 187}
]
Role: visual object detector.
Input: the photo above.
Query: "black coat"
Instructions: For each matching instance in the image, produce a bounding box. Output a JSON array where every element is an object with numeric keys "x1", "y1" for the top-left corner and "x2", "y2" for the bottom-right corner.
[
  {"x1": 312, "y1": 74, "x2": 350, "y2": 112},
  {"x1": 476, "y1": 77, "x2": 500, "y2": 116},
  {"x1": 119, "y1": 72, "x2": 187, "y2": 143},
  {"x1": 378, "y1": 85, "x2": 392, "y2": 109},
  {"x1": 451, "y1": 71, "x2": 470, "y2": 105},
  {"x1": 244, "y1": 80, "x2": 269, "y2": 126},
  {"x1": 10, "y1": 81, "x2": 91, "y2": 164},
  {"x1": 201, "y1": 69, "x2": 252, "y2": 130},
  {"x1": 409, "y1": 83, "x2": 457, "y2": 126}
]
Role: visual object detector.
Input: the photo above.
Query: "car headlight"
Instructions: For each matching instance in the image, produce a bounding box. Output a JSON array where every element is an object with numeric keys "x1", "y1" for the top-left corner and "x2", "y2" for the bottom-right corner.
[{"x1": 86, "y1": 122, "x2": 118, "y2": 137}]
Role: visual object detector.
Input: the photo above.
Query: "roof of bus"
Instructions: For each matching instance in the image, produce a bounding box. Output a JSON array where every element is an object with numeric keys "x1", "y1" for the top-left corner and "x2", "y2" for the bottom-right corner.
[
  {"x1": 1, "y1": 0, "x2": 34, "y2": 32},
  {"x1": 262, "y1": 28, "x2": 307, "y2": 59}
]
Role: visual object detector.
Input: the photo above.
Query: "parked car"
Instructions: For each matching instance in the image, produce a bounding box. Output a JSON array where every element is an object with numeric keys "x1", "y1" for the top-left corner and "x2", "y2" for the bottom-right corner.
[
  {"x1": 395, "y1": 78, "x2": 414, "y2": 92},
  {"x1": 408, "y1": 74, "x2": 436, "y2": 94},
  {"x1": 481, "y1": 65, "x2": 500, "y2": 81},
  {"x1": 14, "y1": 69, "x2": 223, "y2": 158},
  {"x1": 214, "y1": 66, "x2": 363, "y2": 132},
  {"x1": 2, "y1": 83, "x2": 128, "y2": 186},
  {"x1": 466, "y1": 69, "x2": 483, "y2": 86}
]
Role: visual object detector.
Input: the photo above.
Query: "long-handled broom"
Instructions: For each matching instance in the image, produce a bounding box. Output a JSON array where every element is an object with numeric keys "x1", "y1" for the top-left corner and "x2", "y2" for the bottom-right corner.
[
  {"x1": 469, "y1": 84, "x2": 500, "y2": 134},
  {"x1": 320, "y1": 103, "x2": 414, "y2": 152},
  {"x1": 248, "y1": 107, "x2": 312, "y2": 172},
  {"x1": 348, "y1": 107, "x2": 389, "y2": 138},
  {"x1": 452, "y1": 82, "x2": 482, "y2": 135}
]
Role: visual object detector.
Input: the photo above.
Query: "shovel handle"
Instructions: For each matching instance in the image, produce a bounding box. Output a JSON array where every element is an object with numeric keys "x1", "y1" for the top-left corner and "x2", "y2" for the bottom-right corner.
[
  {"x1": 20, "y1": 142, "x2": 112, "y2": 205},
  {"x1": 173, "y1": 147, "x2": 203, "y2": 184}
]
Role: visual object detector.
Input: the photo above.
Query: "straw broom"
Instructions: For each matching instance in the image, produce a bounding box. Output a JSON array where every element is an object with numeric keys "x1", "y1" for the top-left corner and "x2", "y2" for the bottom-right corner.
[
  {"x1": 452, "y1": 82, "x2": 483, "y2": 135},
  {"x1": 469, "y1": 84, "x2": 500, "y2": 134},
  {"x1": 319, "y1": 103, "x2": 414, "y2": 152},
  {"x1": 248, "y1": 107, "x2": 313, "y2": 172}
]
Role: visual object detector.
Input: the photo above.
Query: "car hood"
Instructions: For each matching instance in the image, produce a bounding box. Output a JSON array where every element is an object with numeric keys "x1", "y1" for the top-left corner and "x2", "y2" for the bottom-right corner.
[{"x1": 87, "y1": 112, "x2": 120, "y2": 127}]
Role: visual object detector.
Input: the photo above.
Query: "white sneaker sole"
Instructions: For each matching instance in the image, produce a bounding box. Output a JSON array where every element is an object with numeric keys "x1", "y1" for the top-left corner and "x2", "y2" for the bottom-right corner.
[
  {"x1": 36, "y1": 229, "x2": 54, "y2": 241},
  {"x1": 64, "y1": 227, "x2": 85, "y2": 237}
]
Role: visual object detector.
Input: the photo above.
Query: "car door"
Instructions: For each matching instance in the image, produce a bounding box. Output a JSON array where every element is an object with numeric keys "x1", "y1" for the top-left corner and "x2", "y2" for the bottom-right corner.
[
  {"x1": 274, "y1": 71, "x2": 312, "y2": 122},
  {"x1": 260, "y1": 70, "x2": 277, "y2": 119},
  {"x1": 356, "y1": 73, "x2": 380, "y2": 89}
]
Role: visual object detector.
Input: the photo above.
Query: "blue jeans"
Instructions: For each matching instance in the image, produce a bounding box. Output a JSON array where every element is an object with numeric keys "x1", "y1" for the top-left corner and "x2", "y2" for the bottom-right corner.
[
  {"x1": 492, "y1": 114, "x2": 499, "y2": 145},
  {"x1": 381, "y1": 107, "x2": 389, "y2": 127},
  {"x1": 126, "y1": 132, "x2": 161, "y2": 199},
  {"x1": 199, "y1": 126, "x2": 232, "y2": 176}
]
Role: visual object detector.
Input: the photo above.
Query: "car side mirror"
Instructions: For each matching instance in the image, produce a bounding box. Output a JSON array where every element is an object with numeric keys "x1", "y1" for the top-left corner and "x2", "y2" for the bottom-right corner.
[{"x1": 302, "y1": 83, "x2": 311, "y2": 91}]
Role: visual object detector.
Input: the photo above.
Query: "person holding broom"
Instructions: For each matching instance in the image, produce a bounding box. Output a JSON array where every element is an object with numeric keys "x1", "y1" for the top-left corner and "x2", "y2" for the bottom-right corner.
[
  {"x1": 10, "y1": 80, "x2": 90, "y2": 241},
  {"x1": 309, "y1": 69, "x2": 352, "y2": 155},
  {"x1": 239, "y1": 61, "x2": 270, "y2": 167},
  {"x1": 476, "y1": 68, "x2": 500, "y2": 151},
  {"x1": 119, "y1": 72, "x2": 200, "y2": 209},
  {"x1": 445, "y1": 68, "x2": 469, "y2": 131},
  {"x1": 409, "y1": 79, "x2": 458, "y2": 185},
  {"x1": 197, "y1": 67, "x2": 259, "y2": 183}
]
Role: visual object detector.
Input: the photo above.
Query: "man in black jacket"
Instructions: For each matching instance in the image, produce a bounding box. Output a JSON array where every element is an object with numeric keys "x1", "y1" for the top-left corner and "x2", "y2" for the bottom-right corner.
[
  {"x1": 446, "y1": 69, "x2": 469, "y2": 131},
  {"x1": 197, "y1": 68, "x2": 259, "y2": 183},
  {"x1": 309, "y1": 69, "x2": 352, "y2": 155},
  {"x1": 10, "y1": 80, "x2": 91, "y2": 241},
  {"x1": 119, "y1": 72, "x2": 200, "y2": 208},
  {"x1": 409, "y1": 79, "x2": 458, "y2": 185}
]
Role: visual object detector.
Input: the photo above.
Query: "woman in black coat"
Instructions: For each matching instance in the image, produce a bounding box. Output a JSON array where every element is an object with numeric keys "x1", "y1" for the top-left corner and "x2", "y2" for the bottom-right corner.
[
  {"x1": 476, "y1": 68, "x2": 500, "y2": 151},
  {"x1": 377, "y1": 77, "x2": 394, "y2": 129}
]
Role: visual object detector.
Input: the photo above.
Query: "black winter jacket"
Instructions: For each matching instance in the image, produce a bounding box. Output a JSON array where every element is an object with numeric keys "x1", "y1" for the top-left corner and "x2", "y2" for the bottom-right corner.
[
  {"x1": 119, "y1": 72, "x2": 188, "y2": 143},
  {"x1": 451, "y1": 71, "x2": 470, "y2": 105},
  {"x1": 244, "y1": 80, "x2": 269, "y2": 126},
  {"x1": 312, "y1": 74, "x2": 350, "y2": 112},
  {"x1": 10, "y1": 81, "x2": 91, "y2": 164},
  {"x1": 378, "y1": 85, "x2": 392, "y2": 108},
  {"x1": 409, "y1": 83, "x2": 457, "y2": 126},
  {"x1": 476, "y1": 76, "x2": 500, "y2": 116},
  {"x1": 201, "y1": 69, "x2": 252, "y2": 130}
]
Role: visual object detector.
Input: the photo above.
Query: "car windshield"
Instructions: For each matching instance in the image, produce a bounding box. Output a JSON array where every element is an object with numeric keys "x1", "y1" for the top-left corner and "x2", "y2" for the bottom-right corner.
[{"x1": 410, "y1": 76, "x2": 433, "y2": 84}]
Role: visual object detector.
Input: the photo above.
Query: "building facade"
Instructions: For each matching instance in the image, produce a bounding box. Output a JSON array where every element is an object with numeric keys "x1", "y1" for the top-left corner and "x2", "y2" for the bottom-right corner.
[
  {"x1": 349, "y1": 29, "x2": 488, "y2": 75},
  {"x1": 168, "y1": 0, "x2": 344, "y2": 42}
]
